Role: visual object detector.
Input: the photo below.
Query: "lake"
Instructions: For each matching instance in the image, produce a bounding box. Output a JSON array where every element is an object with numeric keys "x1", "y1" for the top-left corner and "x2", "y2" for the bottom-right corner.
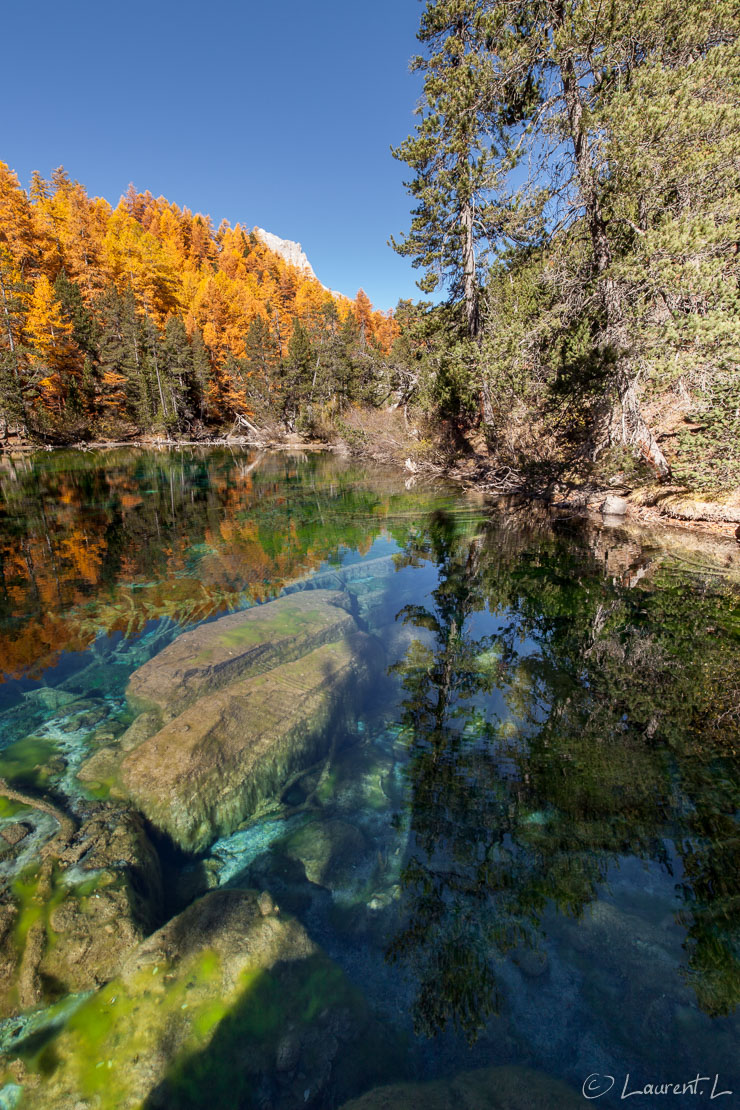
[{"x1": 0, "y1": 448, "x2": 737, "y2": 1109}]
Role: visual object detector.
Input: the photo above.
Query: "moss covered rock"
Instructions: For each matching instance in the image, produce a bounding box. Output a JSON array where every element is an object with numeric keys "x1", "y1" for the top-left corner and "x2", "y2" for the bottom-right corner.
[
  {"x1": 0, "y1": 806, "x2": 162, "y2": 1016},
  {"x1": 119, "y1": 632, "x2": 382, "y2": 853},
  {"x1": 5, "y1": 889, "x2": 399, "y2": 1110},
  {"x1": 340, "y1": 1066, "x2": 583, "y2": 1109},
  {"x1": 126, "y1": 589, "x2": 356, "y2": 724}
]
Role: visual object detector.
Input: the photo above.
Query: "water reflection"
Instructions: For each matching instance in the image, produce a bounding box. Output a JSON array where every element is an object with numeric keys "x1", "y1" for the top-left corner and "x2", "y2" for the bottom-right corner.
[
  {"x1": 0, "y1": 449, "x2": 461, "y2": 683},
  {"x1": 389, "y1": 508, "x2": 740, "y2": 1045},
  {"x1": 0, "y1": 451, "x2": 737, "y2": 1107}
]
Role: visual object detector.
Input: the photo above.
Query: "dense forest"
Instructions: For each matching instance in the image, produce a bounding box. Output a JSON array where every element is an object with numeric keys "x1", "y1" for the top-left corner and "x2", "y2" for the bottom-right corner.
[
  {"x1": 1, "y1": 0, "x2": 738, "y2": 497},
  {"x1": 392, "y1": 0, "x2": 740, "y2": 493},
  {"x1": 0, "y1": 166, "x2": 398, "y2": 442}
]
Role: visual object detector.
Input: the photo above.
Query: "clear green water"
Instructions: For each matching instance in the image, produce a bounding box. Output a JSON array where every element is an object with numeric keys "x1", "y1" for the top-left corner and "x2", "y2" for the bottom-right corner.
[{"x1": 0, "y1": 448, "x2": 737, "y2": 1108}]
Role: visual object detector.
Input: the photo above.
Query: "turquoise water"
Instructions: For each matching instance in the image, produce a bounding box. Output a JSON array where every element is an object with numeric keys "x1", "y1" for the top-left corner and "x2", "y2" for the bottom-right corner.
[{"x1": 0, "y1": 448, "x2": 737, "y2": 1108}]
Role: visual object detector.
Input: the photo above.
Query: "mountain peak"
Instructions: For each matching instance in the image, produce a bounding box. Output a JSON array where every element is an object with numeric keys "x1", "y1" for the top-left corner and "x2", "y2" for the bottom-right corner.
[{"x1": 252, "y1": 227, "x2": 317, "y2": 280}]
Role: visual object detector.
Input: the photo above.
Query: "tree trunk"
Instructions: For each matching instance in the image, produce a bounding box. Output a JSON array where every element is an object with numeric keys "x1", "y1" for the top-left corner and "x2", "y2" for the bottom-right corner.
[
  {"x1": 556, "y1": 18, "x2": 671, "y2": 479},
  {"x1": 460, "y1": 195, "x2": 491, "y2": 430},
  {"x1": 461, "y1": 199, "x2": 480, "y2": 340},
  {"x1": 480, "y1": 379, "x2": 495, "y2": 427},
  {"x1": 0, "y1": 271, "x2": 28, "y2": 432}
]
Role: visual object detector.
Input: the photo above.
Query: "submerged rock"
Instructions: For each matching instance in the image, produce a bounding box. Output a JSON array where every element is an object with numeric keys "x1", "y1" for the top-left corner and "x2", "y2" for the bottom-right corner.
[
  {"x1": 561, "y1": 899, "x2": 700, "y2": 1055},
  {"x1": 341, "y1": 1066, "x2": 583, "y2": 1109},
  {"x1": 6, "y1": 889, "x2": 399, "y2": 1110},
  {"x1": 278, "y1": 818, "x2": 368, "y2": 890},
  {"x1": 0, "y1": 806, "x2": 162, "y2": 1016},
  {"x1": 511, "y1": 944, "x2": 549, "y2": 979},
  {"x1": 282, "y1": 555, "x2": 398, "y2": 596},
  {"x1": 0, "y1": 827, "x2": 29, "y2": 850},
  {"x1": 126, "y1": 589, "x2": 356, "y2": 724},
  {"x1": 120, "y1": 632, "x2": 383, "y2": 852},
  {"x1": 20, "y1": 688, "x2": 77, "y2": 713}
]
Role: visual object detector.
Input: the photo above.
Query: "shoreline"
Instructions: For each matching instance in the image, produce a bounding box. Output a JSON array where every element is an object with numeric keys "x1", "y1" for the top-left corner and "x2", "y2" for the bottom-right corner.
[{"x1": 3, "y1": 432, "x2": 739, "y2": 547}]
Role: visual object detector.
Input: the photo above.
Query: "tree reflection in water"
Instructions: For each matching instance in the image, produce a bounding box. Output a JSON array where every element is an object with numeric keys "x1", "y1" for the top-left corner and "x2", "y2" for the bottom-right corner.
[{"x1": 387, "y1": 508, "x2": 740, "y2": 1042}]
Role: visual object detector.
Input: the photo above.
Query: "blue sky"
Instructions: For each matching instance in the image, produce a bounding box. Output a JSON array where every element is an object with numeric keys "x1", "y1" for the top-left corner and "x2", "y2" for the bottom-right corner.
[{"x1": 3, "y1": 0, "x2": 428, "y2": 311}]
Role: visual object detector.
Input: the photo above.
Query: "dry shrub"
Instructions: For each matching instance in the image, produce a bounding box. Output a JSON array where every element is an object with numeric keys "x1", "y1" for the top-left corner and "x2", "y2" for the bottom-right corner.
[{"x1": 336, "y1": 406, "x2": 455, "y2": 471}]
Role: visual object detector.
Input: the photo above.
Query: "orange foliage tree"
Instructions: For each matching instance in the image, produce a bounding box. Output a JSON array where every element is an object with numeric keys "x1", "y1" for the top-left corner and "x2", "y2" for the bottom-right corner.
[{"x1": 0, "y1": 165, "x2": 399, "y2": 438}]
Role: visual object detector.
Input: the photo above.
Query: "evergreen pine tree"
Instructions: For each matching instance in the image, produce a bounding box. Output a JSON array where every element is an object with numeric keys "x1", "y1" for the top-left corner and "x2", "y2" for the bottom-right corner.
[
  {"x1": 282, "y1": 319, "x2": 314, "y2": 428},
  {"x1": 160, "y1": 316, "x2": 195, "y2": 429},
  {"x1": 391, "y1": 0, "x2": 524, "y2": 340}
]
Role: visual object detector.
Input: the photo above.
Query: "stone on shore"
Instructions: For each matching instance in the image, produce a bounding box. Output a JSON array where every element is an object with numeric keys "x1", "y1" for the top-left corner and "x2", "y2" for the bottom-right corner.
[{"x1": 601, "y1": 494, "x2": 629, "y2": 517}]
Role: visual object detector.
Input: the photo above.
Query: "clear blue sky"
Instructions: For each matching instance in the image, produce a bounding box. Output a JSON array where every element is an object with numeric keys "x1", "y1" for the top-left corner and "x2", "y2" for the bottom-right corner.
[{"x1": 3, "y1": 0, "x2": 428, "y2": 311}]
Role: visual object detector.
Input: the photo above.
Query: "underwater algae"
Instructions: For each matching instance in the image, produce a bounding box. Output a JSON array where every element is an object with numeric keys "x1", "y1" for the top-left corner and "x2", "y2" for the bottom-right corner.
[{"x1": 3, "y1": 890, "x2": 396, "y2": 1110}]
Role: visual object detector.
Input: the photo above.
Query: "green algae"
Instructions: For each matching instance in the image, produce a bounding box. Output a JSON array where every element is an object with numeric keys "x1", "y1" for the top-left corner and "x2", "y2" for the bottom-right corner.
[
  {"x1": 80, "y1": 774, "x2": 116, "y2": 802},
  {"x1": 191, "y1": 997, "x2": 229, "y2": 1040},
  {"x1": 11, "y1": 862, "x2": 100, "y2": 954},
  {"x1": 192, "y1": 606, "x2": 322, "y2": 664},
  {"x1": 11, "y1": 866, "x2": 67, "y2": 952},
  {"x1": 7, "y1": 946, "x2": 233, "y2": 1106},
  {"x1": 3, "y1": 858, "x2": 131, "y2": 1023},
  {"x1": 190, "y1": 623, "x2": 263, "y2": 664},
  {"x1": 315, "y1": 767, "x2": 339, "y2": 805},
  {"x1": 0, "y1": 799, "x2": 30, "y2": 821},
  {"x1": 11, "y1": 868, "x2": 46, "y2": 950},
  {"x1": 11, "y1": 940, "x2": 364, "y2": 1109},
  {"x1": 156, "y1": 958, "x2": 364, "y2": 1110},
  {"x1": 3, "y1": 883, "x2": 383, "y2": 1110},
  {"x1": 0, "y1": 738, "x2": 58, "y2": 790}
]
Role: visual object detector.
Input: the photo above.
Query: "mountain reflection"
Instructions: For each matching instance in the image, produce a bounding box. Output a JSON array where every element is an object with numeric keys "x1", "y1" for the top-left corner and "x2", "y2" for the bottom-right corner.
[{"x1": 388, "y1": 508, "x2": 740, "y2": 1042}]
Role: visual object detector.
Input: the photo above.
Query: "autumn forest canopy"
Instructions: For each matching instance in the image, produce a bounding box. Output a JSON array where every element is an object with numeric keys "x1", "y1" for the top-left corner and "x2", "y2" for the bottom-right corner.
[{"x1": 0, "y1": 166, "x2": 398, "y2": 441}]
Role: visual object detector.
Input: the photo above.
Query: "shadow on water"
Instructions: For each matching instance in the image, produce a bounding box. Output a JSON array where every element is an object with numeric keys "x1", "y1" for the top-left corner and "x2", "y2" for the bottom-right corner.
[
  {"x1": 384, "y1": 507, "x2": 740, "y2": 1056},
  {"x1": 139, "y1": 955, "x2": 405, "y2": 1110}
]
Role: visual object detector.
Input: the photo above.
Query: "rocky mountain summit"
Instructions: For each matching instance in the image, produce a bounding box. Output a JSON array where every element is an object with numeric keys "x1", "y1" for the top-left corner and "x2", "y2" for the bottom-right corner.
[
  {"x1": 253, "y1": 226, "x2": 343, "y2": 297},
  {"x1": 252, "y1": 226, "x2": 318, "y2": 279}
]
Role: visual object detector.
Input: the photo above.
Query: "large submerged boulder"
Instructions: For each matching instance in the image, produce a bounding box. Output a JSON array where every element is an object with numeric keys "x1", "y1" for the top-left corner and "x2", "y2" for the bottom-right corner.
[
  {"x1": 120, "y1": 631, "x2": 381, "y2": 852},
  {"x1": 126, "y1": 589, "x2": 356, "y2": 725},
  {"x1": 340, "y1": 1066, "x2": 583, "y2": 1109},
  {"x1": 93, "y1": 590, "x2": 386, "y2": 854},
  {"x1": 6, "y1": 889, "x2": 399, "y2": 1110}
]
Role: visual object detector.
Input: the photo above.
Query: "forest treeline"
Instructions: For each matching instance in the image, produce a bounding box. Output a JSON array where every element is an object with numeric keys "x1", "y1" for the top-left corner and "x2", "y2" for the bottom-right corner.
[
  {"x1": 392, "y1": 0, "x2": 740, "y2": 492},
  {"x1": 2, "y1": 0, "x2": 738, "y2": 494},
  {"x1": 0, "y1": 165, "x2": 399, "y2": 442}
]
